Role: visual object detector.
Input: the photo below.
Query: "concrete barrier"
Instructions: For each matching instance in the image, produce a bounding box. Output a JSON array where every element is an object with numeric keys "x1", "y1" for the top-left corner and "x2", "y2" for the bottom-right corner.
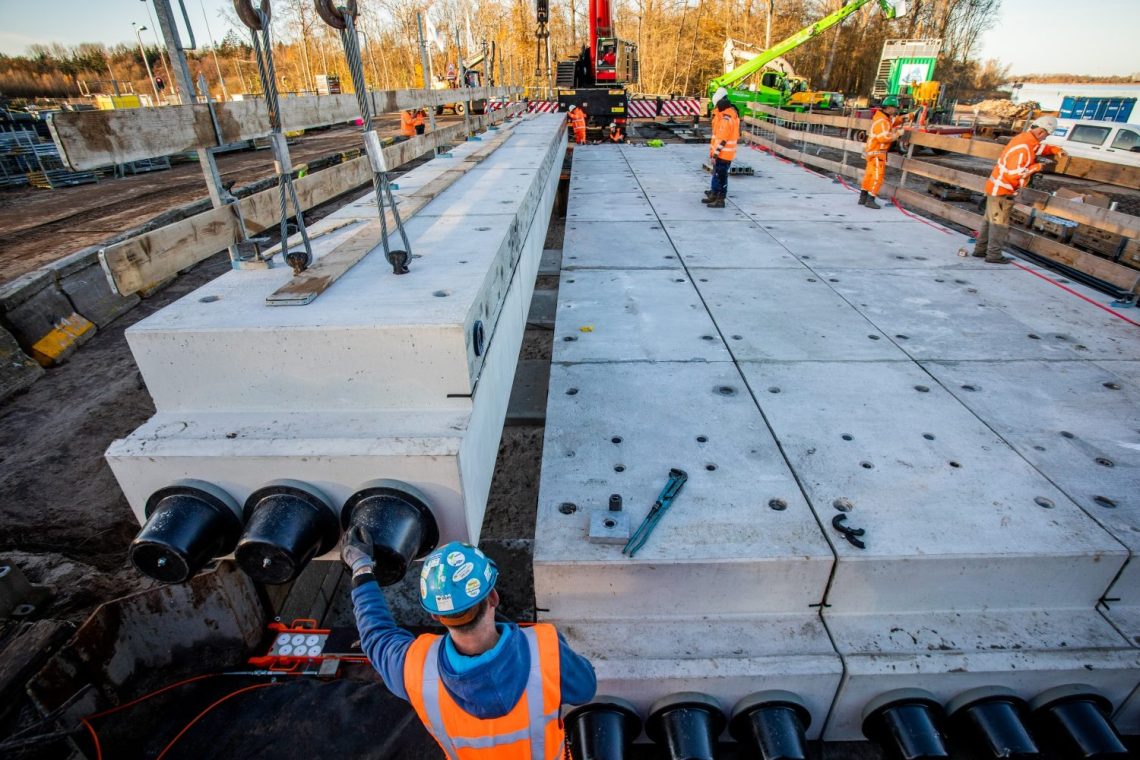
[
  {"x1": 0, "y1": 270, "x2": 95, "y2": 367},
  {"x1": 50, "y1": 248, "x2": 140, "y2": 327},
  {"x1": 0, "y1": 324, "x2": 43, "y2": 402}
]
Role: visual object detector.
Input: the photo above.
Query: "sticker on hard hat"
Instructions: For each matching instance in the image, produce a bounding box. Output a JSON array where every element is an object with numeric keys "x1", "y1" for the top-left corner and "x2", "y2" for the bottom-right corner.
[
  {"x1": 425, "y1": 556, "x2": 440, "y2": 571},
  {"x1": 435, "y1": 594, "x2": 454, "y2": 612},
  {"x1": 465, "y1": 578, "x2": 482, "y2": 597},
  {"x1": 420, "y1": 578, "x2": 427, "y2": 599},
  {"x1": 484, "y1": 565, "x2": 492, "y2": 581},
  {"x1": 447, "y1": 551, "x2": 465, "y2": 567},
  {"x1": 453, "y1": 562, "x2": 474, "y2": 582}
]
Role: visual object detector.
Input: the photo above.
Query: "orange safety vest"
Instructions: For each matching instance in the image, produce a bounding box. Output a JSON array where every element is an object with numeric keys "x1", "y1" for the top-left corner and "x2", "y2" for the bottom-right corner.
[
  {"x1": 404, "y1": 624, "x2": 565, "y2": 760},
  {"x1": 608, "y1": 128, "x2": 623, "y2": 143},
  {"x1": 985, "y1": 131, "x2": 1060, "y2": 197},
  {"x1": 401, "y1": 111, "x2": 417, "y2": 137},
  {"x1": 568, "y1": 108, "x2": 586, "y2": 131},
  {"x1": 864, "y1": 109, "x2": 897, "y2": 159},
  {"x1": 709, "y1": 106, "x2": 739, "y2": 161}
]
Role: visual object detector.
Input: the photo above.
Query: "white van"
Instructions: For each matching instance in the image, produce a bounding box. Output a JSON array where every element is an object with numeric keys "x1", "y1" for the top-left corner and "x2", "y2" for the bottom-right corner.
[{"x1": 1046, "y1": 119, "x2": 1140, "y2": 168}]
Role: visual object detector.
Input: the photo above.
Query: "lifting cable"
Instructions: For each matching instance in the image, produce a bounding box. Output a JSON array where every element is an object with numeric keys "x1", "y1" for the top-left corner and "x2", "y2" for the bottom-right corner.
[
  {"x1": 317, "y1": 0, "x2": 413, "y2": 275},
  {"x1": 234, "y1": 0, "x2": 315, "y2": 274}
]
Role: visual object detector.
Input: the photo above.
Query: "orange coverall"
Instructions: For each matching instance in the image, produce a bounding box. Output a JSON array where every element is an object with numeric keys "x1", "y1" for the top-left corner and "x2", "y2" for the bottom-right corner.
[
  {"x1": 861, "y1": 109, "x2": 900, "y2": 196},
  {"x1": 568, "y1": 107, "x2": 587, "y2": 144}
]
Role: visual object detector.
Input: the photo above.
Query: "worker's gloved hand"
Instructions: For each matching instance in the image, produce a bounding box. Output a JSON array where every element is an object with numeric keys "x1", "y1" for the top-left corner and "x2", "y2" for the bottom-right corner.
[{"x1": 341, "y1": 525, "x2": 375, "y2": 574}]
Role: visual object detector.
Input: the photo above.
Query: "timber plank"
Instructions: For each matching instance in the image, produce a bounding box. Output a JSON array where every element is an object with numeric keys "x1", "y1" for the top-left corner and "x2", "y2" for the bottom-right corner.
[
  {"x1": 1054, "y1": 154, "x2": 1140, "y2": 191},
  {"x1": 908, "y1": 131, "x2": 1004, "y2": 160},
  {"x1": 1018, "y1": 188, "x2": 1140, "y2": 238},
  {"x1": 1007, "y1": 228, "x2": 1140, "y2": 292}
]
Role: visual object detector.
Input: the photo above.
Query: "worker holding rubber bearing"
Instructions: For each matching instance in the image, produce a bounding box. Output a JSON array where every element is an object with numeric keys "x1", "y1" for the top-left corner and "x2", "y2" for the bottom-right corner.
[{"x1": 344, "y1": 529, "x2": 597, "y2": 758}]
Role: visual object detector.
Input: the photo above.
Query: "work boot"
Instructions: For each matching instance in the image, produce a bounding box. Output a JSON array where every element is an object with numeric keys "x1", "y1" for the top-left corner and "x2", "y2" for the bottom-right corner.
[
  {"x1": 707, "y1": 193, "x2": 726, "y2": 208},
  {"x1": 702, "y1": 191, "x2": 719, "y2": 204},
  {"x1": 858, "y1": 190, "x2": 868, "y2": 205},
  {"x1": 703, "y1": 190, "x2": 716, "y2": 199},
  {"x1": 863, "y1": 192, "x2": 881, "y2": 210},
  {"x1": 984, "y1": 256, "x2": 1013, "y2": 264}
]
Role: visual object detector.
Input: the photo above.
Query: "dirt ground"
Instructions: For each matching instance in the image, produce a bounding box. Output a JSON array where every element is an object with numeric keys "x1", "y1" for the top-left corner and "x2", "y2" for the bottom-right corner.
[{"x1": 0, "y1": 113, "x2": 460, "y2": 285}]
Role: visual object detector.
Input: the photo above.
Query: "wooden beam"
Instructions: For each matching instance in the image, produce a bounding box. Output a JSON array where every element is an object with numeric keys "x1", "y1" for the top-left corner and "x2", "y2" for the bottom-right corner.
[
  {"x1": 907, "y1": 130, "x2": 1004, "y2": 160},
  {"x1": 50, "y1": 87, "x2": 521, "y2": 169},
  {"x1": 100, "y1": 105, "x2": 525, "y2": 296},
  {"x1": 1007, "y1": 227, "x2": 1140, "y2": 292},
  {"x1": 1017, "y1": 188, "x2": 1140, "y2": 238},
  {"x1": 1052, "y1": 154, "x2": 1140, "y2": 191}
]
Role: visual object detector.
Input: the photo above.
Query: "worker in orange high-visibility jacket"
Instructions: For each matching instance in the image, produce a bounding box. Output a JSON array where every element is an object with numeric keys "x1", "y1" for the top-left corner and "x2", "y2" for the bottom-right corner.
[
  {"x1": 344, "y1": 531, "x2": 597, "y2": 759},
  {"x1": 859, "y1": 96, "x2": 905, "y2": 209},
  {"x1": 607, "y1": 122, "x2": 624, "y2": 143},
  {"x1": 973, "y1": 115, "x2": 1067, "y2": 264},
  {"x1": 703, "y1": 87, "x2": 740, "y2": 208},
  {"x1": 568, "y1": 102, "x2": 588, "y2": 145},
  {"x1": 400, "y1": 109, "x2": 418, "y2": 138}
]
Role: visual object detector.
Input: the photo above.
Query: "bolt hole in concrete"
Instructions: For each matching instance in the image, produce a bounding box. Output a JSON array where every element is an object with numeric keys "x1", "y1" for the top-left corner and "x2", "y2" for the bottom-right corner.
[
  {"x1": 664, "y1": 255, "x2": 674, "y2": 259},
  {"x1": 674, "y1": 278, "x2": 686, "y2": 283},
  {"x1": 706, "y1": 464, "x2": 718, "y2": 471},
  {"x1": 807, "y1": 278, "x2": 817, "y2": 283},
  {"x1": 702, "y1": 335, "x2": 716, "y2": 341},
  {"x1": 868, "y1": 335, "x2": 881, "y2": 340},
  {"x1": 731, "y1": 334, "x2": 743, "y2": 340},
  {"x1": 433, "y1": 290, "x2": 451, "y2": 297},
  {"x1": 954, "y1": 279, "x2": 967, "y2": 285},
  {"x1": 841, "y1": 434, "x2": 854, "y2": 441},
  {"x1": 614, "y1": 465, "x2": 626, "y2": 472},
  {"x1": 611, "y1": 436, "x2": 623, "y2": 444},
  {"x1": 768, "y1": 387, "x2": 781, "y2": 394},
  {"x1": 935, "y1": 278, "x2": 945, "y2": 283},
  {"x1": 923, "y1": 433, "x2": 935, "y2": 440},
  {"x1": 476, "y1": 226, "x2": 491, "y2": 231},
  {"x1": 829, "y1": 278, "x2": 839, "y2": 282},
  {"x1": 566, "y1": 387, "x2": 579, "y2": 395},
  {"x1": 833, "y1": 498, "x2": 854, "y2": 512},
  {"x1": 915, "y1": 385, "x2": 930, "y2": 393},
  {"x1": 801, "y1": 255, "x2": 811, "y2": 259},
  {"x1": 949, "y1": 460, "x2": 962, "y2": 468},
  {"x1": 1094, "y1": 496, "x2": 1118, "y2": 509},
  {"x1": 1035, "y1": 496, "x2": 1055, "y2": 509},
  {"x1": 768, "y1": 498, "x2": 788, "y2": 511},
  {"x1": 1103, "y1": 382, "x2": 1121, "y2": 390},
  {"x1": 1060, "y1": 430, "x2": 1075, "y2": 439},
  {"x1": 563, "y1": 336, "x2": 577, "y2": 342},
  {"x1": 700, "y1": 278, "x2": 709, "y2": 282},
  {"x1": 1028, "y1": 334, "x2": 1041, "y2": 340},
  {"x1": 199, "y1": 295, "x2": 221, "y2": 303},
  {"x1": 603, "y1": 518, "x2": 617, "y2": 529},
  {"x1": 860, "y1": 461, "x2": 874, "y2": 469},
  {"x1": 716, "y1": 385, "x2": 736, "y2": 396},
  {"x1": 1096, "y1": 457, "x2": 1115, "y2": 468},
  {"x1": 961, "y1": 384, "x2": 978, "y2": 392},
  {"x1": 567, "y1": 279, "x2": 576, "y2": 283},
  {"x1": 895, "y1": 334, "x2": 909, "y2": 340},
  {"x1": 559, "y1": 502, "x2": 577, "y2": 515},
  {"x1": 697, "y1": 435, "x2": 708, "y2": 443},
  {"x1": 1033, "y1": 445, "x2": 1046, "y2": 451}
]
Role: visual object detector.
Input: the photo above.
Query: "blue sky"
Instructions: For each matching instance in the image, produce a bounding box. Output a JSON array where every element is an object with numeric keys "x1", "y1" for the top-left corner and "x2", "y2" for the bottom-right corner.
[{"x1": 1, "y1": 0, "x2": 1138, "y2": 77}]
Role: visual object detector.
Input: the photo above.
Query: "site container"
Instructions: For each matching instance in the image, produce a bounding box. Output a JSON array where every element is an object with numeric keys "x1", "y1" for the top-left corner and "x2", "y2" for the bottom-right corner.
[{"x1": 1059, "y1": 96, "x2": 1135, "y2": 123}]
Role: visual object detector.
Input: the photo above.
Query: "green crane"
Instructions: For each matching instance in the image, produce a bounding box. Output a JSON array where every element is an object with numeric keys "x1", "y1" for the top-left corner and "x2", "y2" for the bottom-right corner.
[{"x1": 707, "y1": 0, "x2": 907, "y2": 117}]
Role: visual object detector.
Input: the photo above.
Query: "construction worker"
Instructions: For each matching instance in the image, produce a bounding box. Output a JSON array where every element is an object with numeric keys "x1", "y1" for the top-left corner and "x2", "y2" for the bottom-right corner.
[
  {"x1": 568, "y1": 102, "x2": 588, "y2": 145},
  {"x1": 973, "y1": 115, "x2": 1067, "y2": 264},
  {"x1": 413, "y1": 108, "x2": 427, "y2": 135},
  {"x1": 607, "y1": 122, "x2": 624, "y2": 143},
  {"x1": 703, "y1": 86, "x2": 739, "y2": 209},
  {"x1": 400, "y1": 109, "x2": 418, "y2": 138},
  {"x1": 859, "y1": 95, "x2": 905, "y2": 209},
  {"x1": 343, "y1": 530, "x2": 597, "y2": 758}
]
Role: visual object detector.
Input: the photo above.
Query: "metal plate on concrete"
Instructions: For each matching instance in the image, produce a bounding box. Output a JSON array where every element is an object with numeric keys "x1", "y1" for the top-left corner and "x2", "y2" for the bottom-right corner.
[
  {"x1": 562, "y1": 222, "x2": 680, "y2": 269},
  {"x1": 824, "y1": 269, "x2": 1087, "y2": 361},
  {"x1": 694, "y1": 268, "x2": 909, "y2": 361},
  {"x1": 756, "y1": 220, "x2": 971, "y2": 269},
  {"x1": 553, "y1": 270, "x2": 732, "y2": 363},
  {"x1": 534, "y1": 361, "x2": 833, "y2": 618},
  {"x1": 566, "y1": 191, "x2": 657, "y2": 222},
  {"x1": 737, "y1": 359, "x2": 1126, "y2": 613},
  {"x1": 663, "y1": 221, "x2": 799, "y2": 268}
]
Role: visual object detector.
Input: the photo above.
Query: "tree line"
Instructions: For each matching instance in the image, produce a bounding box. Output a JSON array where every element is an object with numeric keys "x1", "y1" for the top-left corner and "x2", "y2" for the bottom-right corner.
[{"x1": 1, "y1": 0, "x2": 1012, "y2": 104}]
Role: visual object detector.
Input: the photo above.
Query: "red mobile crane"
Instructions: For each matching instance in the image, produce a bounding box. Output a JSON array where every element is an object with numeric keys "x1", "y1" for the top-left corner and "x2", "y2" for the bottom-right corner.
[{"x1": 549, "y1": 0, "x2": 639, "y2": 125}]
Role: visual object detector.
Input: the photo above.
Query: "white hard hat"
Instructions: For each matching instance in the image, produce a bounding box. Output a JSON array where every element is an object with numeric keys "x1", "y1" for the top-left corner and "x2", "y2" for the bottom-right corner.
[
  {"x1": 1030, "y1": 115, "x2": 1058, "y2": 134},
  {"x1": 712, "y1": 87, "x2": 729, "y2": 104}
]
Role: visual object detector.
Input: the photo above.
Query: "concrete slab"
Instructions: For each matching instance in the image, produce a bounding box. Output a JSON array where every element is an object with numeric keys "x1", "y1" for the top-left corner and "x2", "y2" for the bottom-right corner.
[
  {"x1": 737, "y1": 360, "x2": 1126, "y2": 613},
  {"x1": 730, "y1": 193, "x2": 914, "y2": 224},
  {"x1": 755, "y1": 221, "x2": 972, "y2": 269},
  {"x1": 566, "y1": 191, "x2": 657, "y2": 222},
  {"x1": 824, "y1": 269, "x2": 1088, "y2": 361},
  {"x1": 562, "y1": 222, "x2": 680, "y2": 269},
  {"x1": 552, "y1": 270, "x2": 732, "y2": 363},
  {"x1": 534, "y1": 361, "x2": 833, "y2": 618},
  {"x1": 694, "y1": 268, "x2": 910, "y2": 361},
  {"x1": 663, "y1": 221, "x2": 800, "y2": 268},
  {"x1": 645, "y1": 191, "x2": 751, "y2": 222}
]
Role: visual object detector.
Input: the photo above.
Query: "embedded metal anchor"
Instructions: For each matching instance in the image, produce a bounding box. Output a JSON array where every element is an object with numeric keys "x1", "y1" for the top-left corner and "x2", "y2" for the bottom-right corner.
[{"x1": 832, "y1": 513, "x2": 866, "y2": 549}]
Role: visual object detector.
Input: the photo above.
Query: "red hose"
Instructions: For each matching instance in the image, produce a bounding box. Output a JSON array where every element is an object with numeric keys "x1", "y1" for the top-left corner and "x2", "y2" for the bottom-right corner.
[{"x1": 1011, "y1": 262, "x2": 1140, "y2": 328}]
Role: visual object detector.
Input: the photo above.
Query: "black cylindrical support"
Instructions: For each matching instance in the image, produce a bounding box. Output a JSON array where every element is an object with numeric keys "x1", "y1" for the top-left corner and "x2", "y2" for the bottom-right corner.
[
  {"x1": 946, "y1": 686, "x2": 1039, "y2": 759},
  {"x1": 862, "y1": 688, "x2": 950, "y2": 760},
  {"x1": 1030, "y1": 685, "x2": 1129, "y2": 760},
  {"x1": 646, "y1": 691, "x2": 725, "y2": 760},
  {"x1": 729, "y1": 691, "x2": 811, "y2": 760},
  {"x1": 342, "y1": 479, "x2": 439, "y2": 586},
  {"x1": 130, "y1": 481, "x2": 243, "y2": 584},
  {"x1": 235, "y1": 480, "x2": 340, "y2": 584},
  {"x1": 564, "y1": 696, "x2": 641, "y2": 760}
]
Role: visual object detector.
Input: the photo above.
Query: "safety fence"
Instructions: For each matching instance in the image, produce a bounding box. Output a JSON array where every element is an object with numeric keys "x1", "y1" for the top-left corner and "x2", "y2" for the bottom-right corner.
[
  {"x1": 627, "y1": 98, "x2": 703, "y2": 118},
  {"x1": 743, "y1": 103, "x2": 1140, "y2": 295}
]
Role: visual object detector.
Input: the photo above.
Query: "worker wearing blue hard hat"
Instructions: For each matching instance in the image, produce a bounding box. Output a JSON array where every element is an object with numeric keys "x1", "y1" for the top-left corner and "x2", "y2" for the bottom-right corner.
[{"x1": 343, "y1": 530, "x2": 597, "y2": 758}]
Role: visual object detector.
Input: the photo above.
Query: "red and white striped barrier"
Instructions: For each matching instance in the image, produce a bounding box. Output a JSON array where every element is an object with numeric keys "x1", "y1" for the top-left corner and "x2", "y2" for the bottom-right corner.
[
  {"x1": 627, "y1": 98, "x2": 703, "y2": 118},
  {"x1": 527, "y1": 101, "x2": 561, "y2": 113}
]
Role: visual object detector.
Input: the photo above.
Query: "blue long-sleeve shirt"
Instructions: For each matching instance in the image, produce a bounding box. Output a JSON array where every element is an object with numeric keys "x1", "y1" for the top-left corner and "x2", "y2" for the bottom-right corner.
[{"x1": 351, "y1": 580, "x2": 597, "y2": 718}]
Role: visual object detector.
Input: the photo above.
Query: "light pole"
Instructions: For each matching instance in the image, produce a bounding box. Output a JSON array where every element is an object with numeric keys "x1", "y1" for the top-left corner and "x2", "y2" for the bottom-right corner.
[
  {"x1": 356, "y1": 29, "x2": 381, "y2": 91},
  {"x1": 134, "y1": 23, "x2": 161, "y2": 106}
]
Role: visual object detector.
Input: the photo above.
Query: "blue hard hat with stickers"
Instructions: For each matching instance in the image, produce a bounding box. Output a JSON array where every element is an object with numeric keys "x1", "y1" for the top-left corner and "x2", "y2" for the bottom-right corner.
[{"x1": 419, "y1": 541, "x2": 499, "y2": 617}]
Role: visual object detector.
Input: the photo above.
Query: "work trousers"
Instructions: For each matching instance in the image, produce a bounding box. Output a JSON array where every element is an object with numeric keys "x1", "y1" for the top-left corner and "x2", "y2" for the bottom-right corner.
[
  {"x1": 711, "y1": 158, "x2": 731, "y2": 195},
  {"x1": 974, "y1": 195, "x2": 1014, "y2": 261},
  {"x1": 861, "y1": 155, "x2": 886, "y2": 196},
  {"x1": 574, "y1": 127, "x2": 587, "y2": 145}
]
